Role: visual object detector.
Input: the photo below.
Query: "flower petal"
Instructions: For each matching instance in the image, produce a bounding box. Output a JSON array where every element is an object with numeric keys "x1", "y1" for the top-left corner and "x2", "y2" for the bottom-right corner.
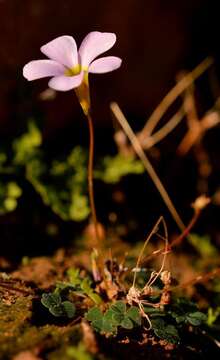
[
  {"x1": 48, "y1": 73, "x2": 83, "y2": 91},
  {"x1": 40, "y1": 36, "x2": 78, "y2": 68},
  {"x1": 23, "y1": 60, "x2": 65, "y2": 81},
  {"x1": 89, "y1": 56, "x2": 122, "y2": 73},
  {"x1": 79, "y1": 32, "x2": 117, "y2": 67}
]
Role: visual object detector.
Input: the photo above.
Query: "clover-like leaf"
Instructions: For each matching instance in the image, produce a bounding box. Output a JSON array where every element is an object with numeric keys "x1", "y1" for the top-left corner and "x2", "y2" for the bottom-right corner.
[
  {"x1": 154, "y1": 324, "x2": 180, "y2": 344},
  {"x1": 127, "y1": 306, "x2": 141, "y2": 325},
  {"x1": 105, "y1": 309, "x2": 122, "y2": 326},
  {"x1": 41, "y1": 292, "x2": 62, "y2": 309},
  {"x1": 62, "y1": 301, "x2": 76, "y2": 318},
  {"x1": 151, "y1": 318, "x2": 166, "y2": 330},
  {"x1": 49, "y1": 304, "x2": 65, "y2": 317},
  {"x1": 112, "y1": 312, "x2": 124, "y2": 325},
  {"x1": 41, "y1": 292, "x2": 76, "y2": 318},
  {"x1": 186, "y1": 312, "x2": 207, "y2": 326},
  {"x1": 90, "y1": 319, "x2": 103, "y2": 333},
  {"x1": 144, "y1": 306, "x2": 165, "y2": 317},
  {"x1": 102, "y1": 317, "x2": 117, "y2": 334},
  {"x1": 174, "y1": 314, "x2": 186, "y2": 324},
  {"x1": 86, "y1": 307, "x2": 103, "y2": 322},
  {"x1": 111, "y1": 301, "x2": 126, "y2": 314},
  {"x1": 121, "y1": 316, "x2": 134, "y2": 329}
]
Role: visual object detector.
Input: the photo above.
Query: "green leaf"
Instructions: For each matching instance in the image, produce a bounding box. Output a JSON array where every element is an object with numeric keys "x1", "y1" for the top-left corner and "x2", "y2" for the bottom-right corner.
[
  {"x1": 91, "y1": 319, "x2": 103, "y2": 332},
  {"x1": 49, "y1": 304, "x2": 65, "y2": 317},
  {"x1": 81, "y1": 278, "x2": 92, "y2": 293},
  {"x1": 102, "y1": 318, "x2": 117, "y2": 333},
  {"x1": 62, "y1": 301, "x2": 76, "y2": 318},
  {"x1": 154, "y1": 324, "x2": 180, "y2": 344},
  {"x1": 112, "y1": 312, "x2": 124, "y2": 325},
  {"x1": 67, "y1": 343, "x2": 93, "y2": 360},
  {"x1": 121, "y1": 317, "x2": 134, "y2": 329},
  {"x1": 41, "y1": 293, "x2": 61, "y2": 309},
  {"x1": 111, "y1": 301, "x2": 126, "y2": 314},
  {"x1": 186, "y1": 312, "x2": 207, "y2": 326},
  {"x1": 127, "y1": 306, "x2": 141, "y2": 325},
  {"x1": 207, "y1": 307, "x2": 220, "y2": 326},
  {"x1": 67, "y1": 268, "x2": 81, "y2": 287},
  {"x1": 151, "y1": 318, "x2": 166, "y2": 330},
  {"x1": 96, "y1": 154, "x2": 144, "y2": 184},
  {"x1": 7, "y1": 182, "x2": 22, "y2": 198},
  {"x1": 13, "y1": 120, "x2": 42, "y2": 164},
  {"x1": 189, "y1": 233, "x2": 218, "y2": 258},
  {"x1": 174, "y1": 315, "x2": 186, "y2": 324},
  {"x1": 104, "y1": 309, "x2": 122, "y2": 326},
  {"x1": 144, "y1": 306, "x2": 165, "y2": 317},
  {"x1": 88, "y1": 292, "x2": 102, "y2": 305},
  {"x1": 86, "y1": 307, "x2": 103, "y2": 322}
]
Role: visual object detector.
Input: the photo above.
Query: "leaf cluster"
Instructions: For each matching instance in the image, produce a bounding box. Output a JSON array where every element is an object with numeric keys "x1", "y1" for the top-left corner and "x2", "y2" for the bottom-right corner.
[
  {"x1": 168, "y1": 297, "x2": 207, "y2": 326},
  {"x1": 86, "y1": 301, "x2": 141, "y2": 335},
  {"x1": 41, "y1": 292, "x2": 76, "y2": 318},
  {"x1": 56, "y1": 268, "x2": 102, "y2": 305},
  {"x1": 144, "y1": 297, "x2": 207, "y2": 344}
]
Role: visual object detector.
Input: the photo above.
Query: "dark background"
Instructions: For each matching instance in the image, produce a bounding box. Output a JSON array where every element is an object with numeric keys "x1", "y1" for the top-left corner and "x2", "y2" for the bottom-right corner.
[
  {"x1": 0, "y1": 0, "x2": 217, "y2": 133},
  {"x1": 0, "y1": 0, "x2": 220, "y2": 260}
]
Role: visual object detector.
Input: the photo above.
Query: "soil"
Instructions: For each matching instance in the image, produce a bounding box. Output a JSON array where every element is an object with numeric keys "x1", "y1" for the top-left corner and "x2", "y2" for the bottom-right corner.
[{"x1": 0, "y1": 244, "x2": 220, "y2": 360}]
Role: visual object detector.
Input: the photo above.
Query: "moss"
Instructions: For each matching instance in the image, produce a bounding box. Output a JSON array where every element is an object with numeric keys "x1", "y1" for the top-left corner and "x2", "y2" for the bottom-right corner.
[{"x1": 0, "y1": 295, "x2": 82, "y2": 360}]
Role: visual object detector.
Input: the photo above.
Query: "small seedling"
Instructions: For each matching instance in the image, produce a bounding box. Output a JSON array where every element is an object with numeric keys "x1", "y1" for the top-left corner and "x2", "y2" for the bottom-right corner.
[
  {"x1": 86, "y1": 301, "x2": 141, "y2": 335},
  {"x1": 41, "y1": 292, "x2": 76, "y2": 318},
  {"x1": 169, "y1": 297, "x2": 207, "y2": 326}
]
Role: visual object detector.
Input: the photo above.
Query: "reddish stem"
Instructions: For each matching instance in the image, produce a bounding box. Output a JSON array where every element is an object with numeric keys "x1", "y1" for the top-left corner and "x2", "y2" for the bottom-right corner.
[{"x1": 86, "y1": 112, "x2": 100, "y2": 248}]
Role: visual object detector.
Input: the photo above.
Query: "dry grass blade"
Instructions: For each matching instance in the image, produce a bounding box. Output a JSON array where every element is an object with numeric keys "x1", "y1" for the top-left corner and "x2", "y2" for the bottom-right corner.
[
  {"x1": 143, "y1": 108, "x2": 185, "y2": 149},
  {"x1": 110, "y1": 102, "x2": 185, "y2": 232},
  {"x1": 139, "y1": 57, "x2": 214, "y2": 142}
]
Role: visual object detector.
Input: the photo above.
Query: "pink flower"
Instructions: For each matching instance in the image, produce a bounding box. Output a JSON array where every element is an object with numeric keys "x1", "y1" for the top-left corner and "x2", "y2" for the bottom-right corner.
[{"x1": 23, "y1": 32, "x2": 122, "y2": 92}]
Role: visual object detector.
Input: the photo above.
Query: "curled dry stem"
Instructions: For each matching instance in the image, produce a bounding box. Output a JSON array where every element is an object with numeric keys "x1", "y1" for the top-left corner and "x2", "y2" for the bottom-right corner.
[{"x1": 127, "y1": 216, "x2": 169, "y2": 330}]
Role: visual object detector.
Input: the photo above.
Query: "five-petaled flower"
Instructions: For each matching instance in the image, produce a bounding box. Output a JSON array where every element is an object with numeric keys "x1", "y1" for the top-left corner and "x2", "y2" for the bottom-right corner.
[{"x1": 23, "y1": 32, "x2": 122, "y2": 92}]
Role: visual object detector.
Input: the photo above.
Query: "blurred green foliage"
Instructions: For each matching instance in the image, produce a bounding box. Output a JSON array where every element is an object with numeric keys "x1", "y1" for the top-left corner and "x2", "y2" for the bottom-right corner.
[
  {"x1": 0, "y1": 181, "x2": 22, "y2": 214},
  {"x1": 189, "y1": 233, "x2": 218, "y2": 257},
  {"x1": 95, "y1": 154, "x2": 144, "y2": 184},
  {"x1": 0, "y1": 119, "x2": 144, "y2": 221},
  {"x1": 66, "y1": 343, "x2": 93, "y2": 360}
]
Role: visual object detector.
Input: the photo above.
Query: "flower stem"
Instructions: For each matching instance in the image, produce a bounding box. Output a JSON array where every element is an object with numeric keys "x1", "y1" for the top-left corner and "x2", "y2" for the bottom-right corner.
[{"x1": 86, "y1": 111, "x2": 100, "y2": 248}]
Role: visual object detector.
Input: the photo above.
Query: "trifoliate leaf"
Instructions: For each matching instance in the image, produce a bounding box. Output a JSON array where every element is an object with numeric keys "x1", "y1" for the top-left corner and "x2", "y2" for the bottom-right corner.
[
  {"x1": 86, "y1": 307, "x2": 103, "y2": 322},
  {"x1": 91, "y1": 319, "x2": 103, "y2": 332},
  {"x1": 62, "y1": 301, "x2": 76, "y2": 318},
  {"x1": 186, "y1": 312, "x2": 207, "y2": 326},
  {"x1": 154, "y1": 324, "x2": 180, "y2": 344},
  {"x1": 121, "y1": 317, "x2": 134, "y2": 329},
  {"x1": 41, "y1": 293, "x2": 61, "y2": 308},
  {"x1": 111, "y1": 301, "x2": 126, "y2": 314},
  {"x1": 127, "y1": 306, "x2": 142, "y2": 325},
  {"x1": 49, "y1": 304, "x2": 65, "y2": 317}
]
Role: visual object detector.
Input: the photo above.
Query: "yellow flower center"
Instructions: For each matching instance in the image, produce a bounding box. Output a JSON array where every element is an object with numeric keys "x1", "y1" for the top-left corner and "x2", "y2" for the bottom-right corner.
[{"x1": 64, "y1": 64, "x2": 88, "y2": 77}]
